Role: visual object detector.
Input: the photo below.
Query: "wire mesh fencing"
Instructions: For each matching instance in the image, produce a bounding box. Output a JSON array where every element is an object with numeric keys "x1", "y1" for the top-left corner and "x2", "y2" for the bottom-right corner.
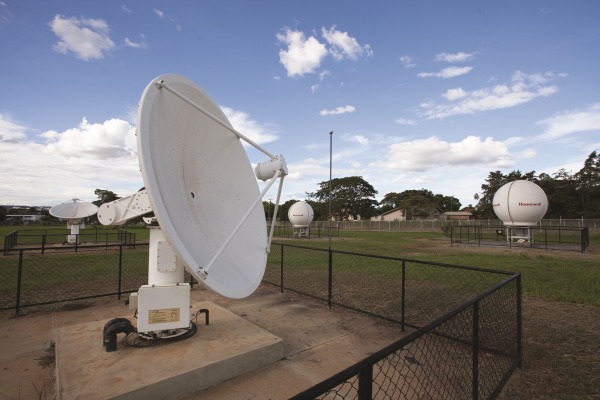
[
  {"x1": 1, "y1": 241, "x2": 520, "y2": 399},
  {"x1": 0, "y1": 243, "x2": 150, "y2": 316},
  {"x1": 270, "y1": 244, "x2": 521, "y2": 400}
]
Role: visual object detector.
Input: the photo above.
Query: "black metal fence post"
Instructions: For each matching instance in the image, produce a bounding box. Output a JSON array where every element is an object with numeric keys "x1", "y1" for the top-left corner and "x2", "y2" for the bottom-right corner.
[
  {"x1": 401, "y1": 260, "x2": 406, "y2": 331},
  {"x1": 516, "y1": 274, "x2": 523, "y2": 368},
  {"x1": 15, "y1": 249, "x2": 24, "y2": 315},
  {"x1": 472, "y1": 301, "x2": 480, "y2": 400},
  {"x1": 279, "y1": 244, "x2": 284, "y2": 293},
  {"x1": 357, "y1": 365, "x2": 373, "y2": 399},
  {"x1": 117, "y1": 244, "x2": 123, "y2": 300},
  {"x1": 327, "y1": 248, "x2": 333, "y2": 309}
]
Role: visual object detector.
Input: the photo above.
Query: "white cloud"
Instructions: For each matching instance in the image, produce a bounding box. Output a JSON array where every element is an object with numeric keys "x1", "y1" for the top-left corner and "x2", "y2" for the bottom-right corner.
[
  {"x1": 42, "y1": 117, "x2": 136, "y2": 159},
  {"x1": 153, "y1": 8, "x2": 165, "y2": 19},
  {"x1": 420, "y1": 71, "x2": 561, "y2": 119},
  {"x1": 319, "y1": 70, "x2": 331, "y2": 81},
  {"x1": 435, "y1": 52, "x2": 475, "y2": 63},
  {"x1": 310, "y1": 84, "x2": 319, "y2": 93},
  {"x1": 276, "y1": 28, "x2": 328, "y2": 77},
  {"x1": 124, "y1": 34, "x2": 148, "y2": 49},
  {"x1": 276, "y1": 26, "x2": 371, "y2": 78},
  {"x1": 321, "y1": 26, "x2": 373, "y2": 60},
  {"x1": 121, "y1": 5, "x2": 131, "y2": 13},
  {"x1": 0, "y1": 117, "x2": 141, "y2": 205},
  {"x1": 0, "y1": 1, "x2": 11, "y2": 25},
  {"x1": 400, "y1": 55, "x2": 416, "y2": 69},
  {"x1": 442, "y1": 88, "x2": 468, "y2": 101},
  {"x1": 153, "y1": 8, "x2": 181, "y2": 31},
  {"x1": 394, "y1": 118, "x2": 417, "y2": 126},
  {"x1": 372, "y1": 136, "x2": 512, "y2": 172},
  {"x1": 49, "y1": 15, "x2": 115, "y2": 60},
  {"x1": 418, "y1": 66, "x2": 473, "y2": 79},
  {"x1": 536, "y1": 103, "x2": 600, "y2": 140},
  {"x1": 346, "y1": 134, "x2": 369, "y2": 146},
  {"x1": 320, "y1": 105, "x2": 356, "y2": 116},
  {"x1": 0, "y1": 113, "x2": 29, "y2": 142},
  {"x1": 221, "y1": 106, "x2": 278, "y2": 145}
]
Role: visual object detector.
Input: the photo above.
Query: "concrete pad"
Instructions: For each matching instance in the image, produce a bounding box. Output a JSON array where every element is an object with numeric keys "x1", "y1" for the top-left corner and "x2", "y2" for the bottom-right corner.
[{"x1": 55, "y1": 301, "x2": 284, "y2": 400}]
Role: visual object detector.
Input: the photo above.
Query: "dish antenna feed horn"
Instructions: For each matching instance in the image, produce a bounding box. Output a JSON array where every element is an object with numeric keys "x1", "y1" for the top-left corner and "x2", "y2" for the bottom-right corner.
[{"x1": 97, "y1": 74, "x2": 287, "y2": 351}]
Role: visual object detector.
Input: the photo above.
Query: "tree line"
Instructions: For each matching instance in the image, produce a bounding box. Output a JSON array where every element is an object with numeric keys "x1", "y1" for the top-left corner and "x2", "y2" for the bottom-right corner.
[{"x1": 265, "y1": 150, "x2": 600, "y2": 221}]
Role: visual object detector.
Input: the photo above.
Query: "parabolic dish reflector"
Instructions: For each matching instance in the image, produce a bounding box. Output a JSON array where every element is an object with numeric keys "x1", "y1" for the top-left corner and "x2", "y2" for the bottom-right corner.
[
  {"x1": 50, "y1": 199, "x2": 98, "y2": 219},
  {"x1": 137, "y1": 74, "x2": 267, "y2": 299}
]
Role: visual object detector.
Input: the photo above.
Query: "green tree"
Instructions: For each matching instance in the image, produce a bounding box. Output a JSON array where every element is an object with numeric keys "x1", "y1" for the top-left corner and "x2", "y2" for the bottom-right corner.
[
  {"x1": 574, "y1": 150, "x2": 600, "y2": 217},
  {"x1": 93, "y1": 189, "x2": 120, "y2": 207},
  {"x1": 537, "y1": 170, "x2": 580, "y2": 218},
  {"x1": 307, "y1": 176, "x2": 378, "y2": 220}
]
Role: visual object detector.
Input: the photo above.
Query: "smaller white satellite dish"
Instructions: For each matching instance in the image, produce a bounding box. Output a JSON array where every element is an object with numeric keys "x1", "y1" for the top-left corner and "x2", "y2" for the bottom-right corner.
[
  {"x1": 50, "y1": 199, "x2": 98, "y2": 244},
  {"x1": 493, "y1": 180, "x2": 548, "y2": 226},
  {"x1": 50, "y1": 198, "x2": 98, "y2": 220}
]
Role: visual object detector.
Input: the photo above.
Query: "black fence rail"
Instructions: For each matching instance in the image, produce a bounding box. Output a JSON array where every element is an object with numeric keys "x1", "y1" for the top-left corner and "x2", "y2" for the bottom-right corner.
[
  {"x1": 269, "y1": 222, "x2": 340, "y2": 239},
  {"x1": 2, "y1": 228, "x2": 137, "y2": 255},
  {"x1": 1, "y1": 242, "x2": 520, "y2": 399},
  {"x1": 450, "y1": 224, "x2": 589, "y2": 252}
]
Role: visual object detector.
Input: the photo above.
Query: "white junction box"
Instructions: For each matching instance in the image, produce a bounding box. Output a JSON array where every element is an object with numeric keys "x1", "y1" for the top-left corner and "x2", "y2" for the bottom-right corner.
[{"x1": 137, "y1": 283, "x2": 191, "y2": 333}]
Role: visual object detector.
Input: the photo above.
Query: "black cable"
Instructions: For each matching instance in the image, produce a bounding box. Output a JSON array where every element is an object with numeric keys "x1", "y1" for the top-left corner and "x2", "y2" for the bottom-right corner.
[{"x1": 122, "y1": 321, "x2": 197, "y2": 348}]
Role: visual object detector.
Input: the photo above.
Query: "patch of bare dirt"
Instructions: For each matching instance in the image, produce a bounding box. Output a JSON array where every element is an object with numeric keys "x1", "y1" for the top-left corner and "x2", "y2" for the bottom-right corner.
[{"x1": 499, "y1": 297, "x2": 600, "y2": 399}]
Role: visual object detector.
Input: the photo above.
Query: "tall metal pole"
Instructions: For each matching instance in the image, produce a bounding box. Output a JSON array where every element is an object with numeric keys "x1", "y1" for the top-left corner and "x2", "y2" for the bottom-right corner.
[
  {"x1": 327, "y1": 130, "x2": 333, "y2": 309},
  {"x1": 328, "y1": 131, "x2": 333, "y2": 250}
]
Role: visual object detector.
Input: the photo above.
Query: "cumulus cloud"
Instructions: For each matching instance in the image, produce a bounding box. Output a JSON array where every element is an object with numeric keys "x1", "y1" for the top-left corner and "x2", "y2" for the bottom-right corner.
[
  {"x1": 372, "y1": 136, "x2": 512, "y2": 171},
  {"x1": 41, "y1": 117, "x2": 136, "y2": 159},
  {"x1": 442, "y1": 88, "x2": 468, "y2": 101},
  {"x1": 321, "y1": 26, "x2": 373, "y2": 60},
  {"x1": 49, "y1": 15, "x2": 115, "y2": 60},
  {"x1": 221, "y1": 106, "x2": 278, "y2": 145},
  {"x1": 435, "y1": 51, "x2": 475, "y2": 63},
  {"x1": 320, "y1": 105, "x2": 356, "y2": 116},
  {"x1": 0, "y1": 113, "x2": 29, "y2": 142},
  {"x1": 420, "y1": 71, "x2": 562, "y2": 119},
  {"x1": 0, "y1": 117, "x2": 141, "y2": 205},
  {"x1": 276, "y1": 28, "x2": 328, "y2": 77},
  {"x1": 536, "y1": 103, "x2": 600, "y2": 140},
  {"x1": 418, "y1": 66, "x2": 473, "y2": 79},
  {"x1": 276, "y1": 26, "x2": 371, "y2": 77}
]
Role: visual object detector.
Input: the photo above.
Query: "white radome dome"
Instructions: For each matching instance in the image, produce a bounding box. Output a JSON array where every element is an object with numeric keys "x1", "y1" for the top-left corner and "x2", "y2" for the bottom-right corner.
[
  {"x1": 288, "y1": 201, "x2": 314, "y2": 227},
  {"x1": 493, "y1": 180, "x2": 548, "y2": 226}
]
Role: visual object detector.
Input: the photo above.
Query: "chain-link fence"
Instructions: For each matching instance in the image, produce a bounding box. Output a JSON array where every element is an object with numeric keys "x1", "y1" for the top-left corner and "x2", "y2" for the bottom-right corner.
[
  {"x1": 450, "y1": 224, "x2": 589, "y2": 252},
  {"x1": 1, "y1": 242, "x2": 520, "y2": 399},
  {"x1": 268, "y1": 244, "x2": 521, "y2": 400},
  {"x1": 0, "y1": 243, "x2": 151, "y2": 316},
  {"x1": 3, "y1": 227, "x2": 136, "y2": 255}
]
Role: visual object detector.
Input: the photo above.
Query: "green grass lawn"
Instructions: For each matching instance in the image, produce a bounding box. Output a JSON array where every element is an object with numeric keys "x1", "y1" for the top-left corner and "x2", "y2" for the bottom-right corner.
[
  {"x1": 278, "y1": 230, "x2": 600, "y2": 306},
  {"x1": 3, "y1": 225, "x2": 599, "y2": 305}
]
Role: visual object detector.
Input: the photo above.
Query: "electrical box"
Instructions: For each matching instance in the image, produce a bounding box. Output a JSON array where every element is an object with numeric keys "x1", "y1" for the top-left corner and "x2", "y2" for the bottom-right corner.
[{"x1": 136, "y1": 283, "x2": 190, "y2": 333}]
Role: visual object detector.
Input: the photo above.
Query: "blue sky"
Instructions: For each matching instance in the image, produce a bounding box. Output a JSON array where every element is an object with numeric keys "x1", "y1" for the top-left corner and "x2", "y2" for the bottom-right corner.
[{"x1": 1, "y1": 1, "x2": 599, "y2": 209}]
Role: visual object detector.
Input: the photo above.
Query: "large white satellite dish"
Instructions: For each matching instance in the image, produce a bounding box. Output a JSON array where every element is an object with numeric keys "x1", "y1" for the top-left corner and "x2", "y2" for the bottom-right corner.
[
  {"x1": 98, "y1": 74, "x2": 286, "y2": 346},
  {"x1": 137, "y1": 74, "x2": 286, "y2": 298}
]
